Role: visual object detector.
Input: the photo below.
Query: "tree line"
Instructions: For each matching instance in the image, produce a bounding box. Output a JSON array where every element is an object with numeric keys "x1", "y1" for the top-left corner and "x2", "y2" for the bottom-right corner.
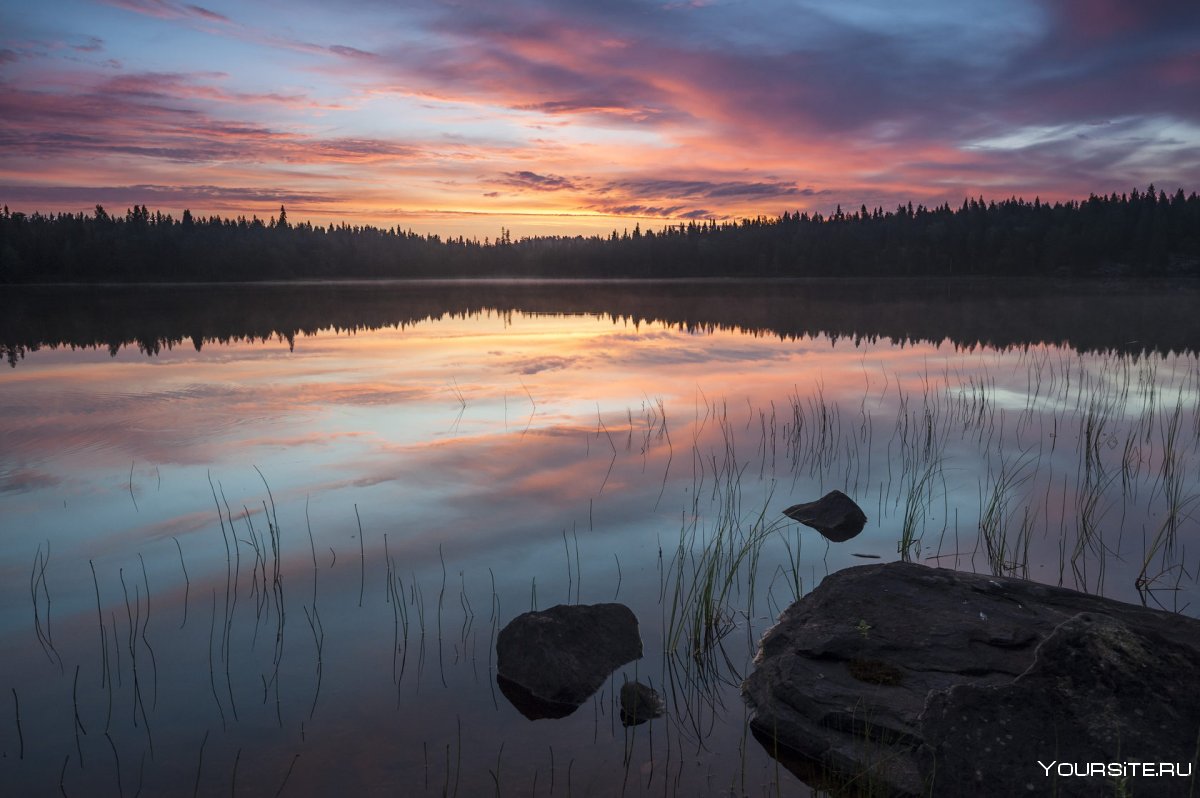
[{"x1": 1, "y1": 186, "x2": 1197, "y2": 282}]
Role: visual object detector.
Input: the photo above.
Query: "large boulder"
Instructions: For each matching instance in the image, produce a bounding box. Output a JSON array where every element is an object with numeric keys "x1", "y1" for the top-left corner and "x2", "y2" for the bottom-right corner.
[
  {"x1": 497, "y1": 603, "x2": 642, "y2": 719},
  {"x1": 782, "y1": 490, "x2": 868, "y2": 541},
  {"x1": 743, "y1": 562, "x2": 1200, "y2": 797}
]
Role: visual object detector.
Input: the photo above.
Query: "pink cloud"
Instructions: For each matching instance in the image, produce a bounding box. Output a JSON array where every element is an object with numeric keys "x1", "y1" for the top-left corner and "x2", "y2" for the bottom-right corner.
[
  {"x1": 103, "y1": 0, "x2": 230, "y2": 24},
  {"x1": 0, "y1": 75, "x2": 421, "y2": 173},
  {"x1": 184, "y1": 3, "x2": 229, "y2": 23},
  {"x1": 1157, "y1": 52, "x2": 1200, "y2": 85},
  {"x1": 328, "y1": 44, "x2": 377, "y2": 60},
  {"x1": 1055, "y1": 0, "x2": 1148, "y2": 42}
]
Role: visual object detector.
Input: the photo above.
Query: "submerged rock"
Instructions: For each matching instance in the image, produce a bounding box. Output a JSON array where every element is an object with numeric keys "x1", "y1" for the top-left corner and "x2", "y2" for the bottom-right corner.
[
  {"x1": 497, "y1": 603, "x2": 642, "y2": 720},
  {"x1": 619, "y1": 680, "x2": 664, "y2": 726},
  {"x1": 782, "y1": 490, "x2": 867, "y2": 542},
  {"x1": 743, "y1": 562, "x2": 1200, "y2": 797}
]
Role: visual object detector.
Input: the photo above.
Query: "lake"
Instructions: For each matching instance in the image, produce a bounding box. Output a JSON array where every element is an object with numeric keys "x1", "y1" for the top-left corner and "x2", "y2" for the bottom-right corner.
[{"x1": 2, "y1": 279, "x2": 1198, "y2": 796}]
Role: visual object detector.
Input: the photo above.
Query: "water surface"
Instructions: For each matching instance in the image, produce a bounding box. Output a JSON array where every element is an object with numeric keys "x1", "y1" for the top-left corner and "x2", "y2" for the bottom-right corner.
[{"x1": 2, "y1": 280, "x2": 1197, "y2": 795}]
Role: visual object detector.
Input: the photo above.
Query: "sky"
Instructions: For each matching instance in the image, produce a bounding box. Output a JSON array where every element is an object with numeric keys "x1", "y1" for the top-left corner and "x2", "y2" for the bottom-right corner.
[{"x1": 1, "y1": 0, "x2": 1199, "y2": 238}]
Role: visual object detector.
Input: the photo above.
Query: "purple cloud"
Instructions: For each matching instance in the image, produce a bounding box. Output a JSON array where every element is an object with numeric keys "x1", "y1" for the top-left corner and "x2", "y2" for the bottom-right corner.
[{"x1": 497, "y1": 171, "x2": 580, "y2": 191}]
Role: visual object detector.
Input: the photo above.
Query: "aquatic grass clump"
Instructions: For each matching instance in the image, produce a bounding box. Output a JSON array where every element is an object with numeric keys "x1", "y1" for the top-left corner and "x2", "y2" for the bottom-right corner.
[
  {"x1": 977, "y1": 454, "x2": 1037, "y2": 577},
  {"x1": 663, "y1": 501, "x2": 781, "y2": 666},
  {"x1": 898, "y1": 458, "x2": 942, "y2": 562}
]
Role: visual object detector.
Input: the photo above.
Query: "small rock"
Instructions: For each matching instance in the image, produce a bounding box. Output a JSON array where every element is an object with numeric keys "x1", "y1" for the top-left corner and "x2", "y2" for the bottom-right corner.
[
  {"x1": 782, "y1": 489, "x2": 868, "y2": 541},
  {"x1": 619, "y1": 680, "x2": 664, "y2": 726}
]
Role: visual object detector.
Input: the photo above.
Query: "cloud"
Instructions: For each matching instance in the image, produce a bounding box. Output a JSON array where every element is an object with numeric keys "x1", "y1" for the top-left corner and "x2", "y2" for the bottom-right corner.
[
  {"x1": 590, "y1": 203, "x2": 687, "y2": 218},
  {"x1": 351, "y1": 10, "x2": 690, "y2": 127},
  {"x1": 594, "y1": 340, "x2": 791, "y2": 369},
  {"x1": 306, "y1": 137, "x2": 421, "y2": 162},
  {"x1": 184, "y1": 3, "x2": 229, "y2": 22},
  {"x1": 577, "y1": 176, "x2": 819, "y2": 219},
  {"x1": 0, "y1": 76, "x2": 418, "y2": 170},
  {"x1": 104, "y1": 0, "x2": 230, "y2": 24},
  {"x1": 965, "y1": 116, "x2": 1200, "y2": 191},
  {"x1": 505, "y1": 355, "x2": 580, "y2": 374},
  {"x1": 0, "y1": 184, "x2": 337, "y2": 207},
  {"x1": 0, "y1": 468, "x2": 61, "y2": 494},
  {"x1": 320, "y1": 385, "x2": 431, "y2": 405},
  {"x1": 496, "y1": 171, "x2": 580, "y2": 191},
  {"x1": 71, "y1": 37, "x2": 105, "y2": 53},
  {"x1": 361, "y1": 0, "x2": 1199, "y2": 196},
  {"x1": 5, "y1": 0, "x2": 1199, "y2": 233},
  {"x1": 515, "y1": 97, "x2": 675, "y2": 124},
  {"x1": 93, "y1": 71, "x2": 341, "y2": 109},
  {"x1": 328, "y1": 44, "x2": 377, "y2": 59},
  {"x1": 601, "y1": 178, "x2": 804, "y2": 200}
]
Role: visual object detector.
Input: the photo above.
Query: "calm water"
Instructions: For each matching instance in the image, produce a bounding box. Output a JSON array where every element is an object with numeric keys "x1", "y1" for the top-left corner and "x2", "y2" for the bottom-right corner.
[{"x1": 1, "y1": 280, "x2": 1198, "y2": 796}]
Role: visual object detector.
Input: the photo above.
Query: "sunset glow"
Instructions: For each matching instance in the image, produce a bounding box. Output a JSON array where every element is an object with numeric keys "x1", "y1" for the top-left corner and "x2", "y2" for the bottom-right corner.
[{"x1": 2, "y1": 0, "x2": 1198, "y2": 238}]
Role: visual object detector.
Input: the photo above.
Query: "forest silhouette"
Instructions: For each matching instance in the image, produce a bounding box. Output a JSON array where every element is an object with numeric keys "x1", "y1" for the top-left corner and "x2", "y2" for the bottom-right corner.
[{"x1": 1, "y1": 187, "x2": 1197, "y2": 282}]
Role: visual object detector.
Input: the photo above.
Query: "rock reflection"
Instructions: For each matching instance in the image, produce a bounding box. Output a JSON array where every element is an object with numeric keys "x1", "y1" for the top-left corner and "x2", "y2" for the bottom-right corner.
[
  {"x1": 618, "y1": 680, "x2": 664, "y2": 727},
  {"x1": 495, "y1": 674, "x2": 580, "y2": 720}
]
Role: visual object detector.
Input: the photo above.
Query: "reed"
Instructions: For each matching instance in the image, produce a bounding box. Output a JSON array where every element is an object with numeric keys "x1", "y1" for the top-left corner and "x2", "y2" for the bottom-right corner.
[
  {"x1": 11, "y1": 688, "x2": 23, "y2": 760},
  {"x1": 172, "y1": 537, "x2": 191, "y2": 629},
  {"x1": 355, "y1": 504, "x2": 366, "y2": 608},
  {"x1": 30, "y1": 542, "x2": 63, "y2": 671},
  {"x1": 274, "y1": 753, "x2": 300, "y2": 797},
  {"x1": 72, "y1": 664, "x2": 85, "y2": 766},
  {"x1": 977, "y1": 454, "x2": 1036, "y2": 577},
  {"x1": 192, "y1": 729, "x2": 208, "y2": 798},
  {"x1": 105, "y1": 731, "x2": 124, "y2": 798}
]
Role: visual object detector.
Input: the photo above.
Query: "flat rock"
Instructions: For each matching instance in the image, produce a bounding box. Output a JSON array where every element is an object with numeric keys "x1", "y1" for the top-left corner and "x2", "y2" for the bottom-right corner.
[
  {"x1": 497, "y1": 603, "x2": 642, "y2": 720},
  {"x1": 743, "y1": 562, "x2": 1200, "y2": 797},
  {"x1": 782, "y1": 490, "x2": 868, "y2": 541}
]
